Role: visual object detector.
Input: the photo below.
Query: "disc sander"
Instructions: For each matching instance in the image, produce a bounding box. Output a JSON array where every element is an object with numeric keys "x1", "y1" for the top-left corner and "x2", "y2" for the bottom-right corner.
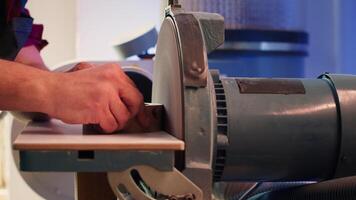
[{"x1": 152, "y1": 17, "x2": 184, "y2": 140}]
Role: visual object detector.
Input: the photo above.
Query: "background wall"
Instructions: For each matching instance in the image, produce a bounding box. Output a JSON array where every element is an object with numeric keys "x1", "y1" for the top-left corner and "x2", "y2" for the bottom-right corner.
[
  {"x1": 305, "y1": 0, "x2": 356, "y2": 77},
  {"x1": 336, "y1": 0, "x2": 356, "y2": 74},
  {"x1": 76, "y1": 0, "x2": 162, "y2": 61},
  {"x1": 27, "y1": 0, "x2": 77, "y2": 70},
  {"x1": 26, "y1": 0, "x2": 356, "y2": 76},
  {"x1": 27, "y1": 0, "x2": 164, "y2": 70}
]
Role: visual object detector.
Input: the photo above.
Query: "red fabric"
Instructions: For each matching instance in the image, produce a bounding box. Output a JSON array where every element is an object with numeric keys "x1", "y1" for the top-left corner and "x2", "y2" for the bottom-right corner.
[
  {"x1": 6, "y1": 0, "x2": 48, "y2": 50},
  {"x1": 24, "y1": 23, "x2": 48, "y2": 50}
]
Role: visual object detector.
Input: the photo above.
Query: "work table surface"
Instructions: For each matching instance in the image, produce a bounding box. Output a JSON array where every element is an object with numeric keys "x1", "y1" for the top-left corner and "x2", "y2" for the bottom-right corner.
[{"x1": 13, "y1": 119, "x2": 184, "y2": 151}]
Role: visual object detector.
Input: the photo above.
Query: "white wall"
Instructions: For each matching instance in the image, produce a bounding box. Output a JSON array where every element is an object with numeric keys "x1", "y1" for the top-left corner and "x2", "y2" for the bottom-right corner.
[
  {"x1": 304, "y1": 0, "x2": 339, "y2": 77},
  {"x1": 27, "y1": 0, "x2": 77, "y2": 70},
  {"x1": 304, "y1": 0, "x2": 356, "y2": 77},
  {"x1": 76, "y1": 0, "x2": 162, "y2": 61},
  {"x1": 27, "y1": 0, "x2": 164, "y2": 69}
]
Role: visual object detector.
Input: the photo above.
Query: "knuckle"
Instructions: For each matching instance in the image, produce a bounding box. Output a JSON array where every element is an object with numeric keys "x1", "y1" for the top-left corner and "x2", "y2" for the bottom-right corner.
[
  {"x1": 102, "y1": 68, "x2": 114, "y2": 79},
  {"x1": 75, "y1": 62, "x2": 87, "y2": 67},
  {"x1": 101, "y1": 118, "x2": 118, "y2": 133},
  {"x1": 109, "y1": 124, "x2": 118, "y2": 132},
  {"x1": 101, "y1": 66, "x2": 121, "y2": 81},
  {"x1": 102, "y1": 84, "x2": 112, "y2": 94},
  {"x1": 133, "y1": 92, "x2": 144, "y2": 107},
  {"x1": 89, "y1": 101, "x2": 101, "y2": 112},
  {"x1": 89, "y1": 114, "x2": 100, "y2": 124},
  {"x1": 95, "y1": 83, "x2": 112, "y2": 96},
  {"x1": 101, "y1": 124, "x2": 114, "y2": 133},
  {"x1": 113, "y1": 66, "x2": 123, "y2": 77},
  {"x1": 107, "y1": 63, "x2": 119, "y2": 72},
  {"x1": 137, "y1": 92, "x2": 144, "y2": 103},
  {"x1": 76, "y1": 62, "x2": 86, "y2": 65},
  {"x1": 74, "y1": 62, "x2": 92, "y2": 71},
  {"x1": 114, "y1": 68, "x2": 122, "y2": 77},
  {"x1": 91, "y1": 102, "x2": 99, "y2": 110},
  {"x1": 119, "y1": 115, "x2": 130, "y2": 127},
  {"x1": 108, "y1": 63, "x2": 121, "y2": 70},
  {"x1": 117, "y1": 110, "x2": 130, "y2": 129},
  {"x1": 130, "y1": 104, "x2": 140, "y2": 116},
  {"x1": 93, "y1": 103, "x2": 103, "y2": 113}
]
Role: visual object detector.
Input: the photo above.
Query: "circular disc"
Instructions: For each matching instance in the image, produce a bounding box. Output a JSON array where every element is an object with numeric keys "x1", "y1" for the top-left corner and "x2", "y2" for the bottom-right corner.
[{"x1": 152, "y1": 17, "x2": 184, "y2": 140}]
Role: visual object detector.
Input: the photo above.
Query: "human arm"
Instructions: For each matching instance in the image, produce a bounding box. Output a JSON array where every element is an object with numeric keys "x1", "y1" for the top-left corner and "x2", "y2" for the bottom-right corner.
[{"x1": 0, "y1": 59, "x2": 148, "y2": 132}]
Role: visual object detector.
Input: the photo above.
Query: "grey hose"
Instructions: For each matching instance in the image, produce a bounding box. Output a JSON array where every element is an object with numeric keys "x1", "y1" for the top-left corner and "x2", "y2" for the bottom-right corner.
[{"x1": 249, "y1": 176, "x2": 356, "y2": 200}]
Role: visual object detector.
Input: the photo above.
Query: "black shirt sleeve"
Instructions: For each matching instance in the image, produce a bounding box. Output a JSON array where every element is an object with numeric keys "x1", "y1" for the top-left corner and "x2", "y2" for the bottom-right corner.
[{"x1": 0, "y1": 0, "x2": 33, "y2": 61}]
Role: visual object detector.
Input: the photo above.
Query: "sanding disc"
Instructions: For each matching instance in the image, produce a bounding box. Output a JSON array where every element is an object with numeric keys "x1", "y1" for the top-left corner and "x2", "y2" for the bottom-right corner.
[{"x1": 152, "y1": 17, "x2": 184, "y2": 140}]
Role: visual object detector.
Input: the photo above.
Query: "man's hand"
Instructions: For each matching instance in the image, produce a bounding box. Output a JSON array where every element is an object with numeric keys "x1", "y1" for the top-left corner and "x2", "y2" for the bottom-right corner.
[{"x1": 47, "y1": 63, "x2": 148, "y2": 133}]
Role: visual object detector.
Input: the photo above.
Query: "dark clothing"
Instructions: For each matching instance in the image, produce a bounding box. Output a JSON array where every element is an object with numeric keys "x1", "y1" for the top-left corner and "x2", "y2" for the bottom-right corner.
[{"x1": 0, "y1": 0, "x2": 47, "y2": 60}]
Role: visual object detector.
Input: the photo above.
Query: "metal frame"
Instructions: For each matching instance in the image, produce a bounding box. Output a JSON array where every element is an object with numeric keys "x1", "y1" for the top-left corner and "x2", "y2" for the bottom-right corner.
[{"x1": 19, "y1": 150, "x2": 174, "y2": 172}]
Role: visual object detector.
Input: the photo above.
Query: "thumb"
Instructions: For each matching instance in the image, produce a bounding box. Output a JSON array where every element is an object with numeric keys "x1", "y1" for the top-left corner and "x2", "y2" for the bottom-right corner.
[{"x1": 69, "y1": 62, "x2": 95, "y2": 72}]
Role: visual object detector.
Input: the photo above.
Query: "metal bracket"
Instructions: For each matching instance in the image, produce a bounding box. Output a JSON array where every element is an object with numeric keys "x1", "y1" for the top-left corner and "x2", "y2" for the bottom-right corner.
[
  {"x1": 107, "y1": 165, "x2": 203, "y2": 200},
  {"x1": 168, "y1": 0, "x2": 181, "y2": 8},
  {"x1": 165, "y1": 8, "x2": 224, "y2": 88},
  {"x1": 321, "y1": 74, "x2": 356, "y2": 178}
]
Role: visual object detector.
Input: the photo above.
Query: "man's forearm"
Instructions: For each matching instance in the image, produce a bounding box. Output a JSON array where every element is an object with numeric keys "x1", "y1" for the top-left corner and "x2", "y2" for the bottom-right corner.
[
  {"x1": 0, "y1": 61, "x2": 148, "y2": 132},
  {"x1": 0, "y1": 59, "x2": 54, "y2": 113}
]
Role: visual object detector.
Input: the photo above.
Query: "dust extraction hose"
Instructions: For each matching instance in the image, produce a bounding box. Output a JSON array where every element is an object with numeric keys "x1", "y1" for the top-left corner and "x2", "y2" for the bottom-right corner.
[{"x1": 249, "y1": 176, "x2": 356, "y2": 200}]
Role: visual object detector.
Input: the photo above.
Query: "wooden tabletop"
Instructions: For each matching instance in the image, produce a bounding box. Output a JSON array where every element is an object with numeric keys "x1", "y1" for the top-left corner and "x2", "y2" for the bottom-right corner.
[{"x1": 13, "y1": 119, "x2": 184, "y2": 151}]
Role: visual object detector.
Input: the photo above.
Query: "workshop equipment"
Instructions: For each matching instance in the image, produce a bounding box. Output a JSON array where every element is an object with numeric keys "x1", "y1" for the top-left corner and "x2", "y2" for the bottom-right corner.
[
  {"x1": 181, "y1": 0, "x2": 308, "y2": 78},
  {"x1": 114, "y1": 27, "x2": 157, "y2": 59},
  {"x1": 14, "y1": 2, "x2": 356, "y2": 200}
]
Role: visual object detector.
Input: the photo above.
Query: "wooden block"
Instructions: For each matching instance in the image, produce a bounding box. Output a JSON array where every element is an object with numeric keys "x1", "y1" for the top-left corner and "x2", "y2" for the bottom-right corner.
[
  {"x1": 83, "y1": 103, "x2": 163, "y2": 134},
  {"x1": 76, "y1": 172, "x2": 116, "y2": 200}
]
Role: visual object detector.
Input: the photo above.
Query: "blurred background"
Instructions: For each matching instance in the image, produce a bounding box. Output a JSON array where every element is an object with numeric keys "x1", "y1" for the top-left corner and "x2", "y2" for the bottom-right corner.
[
  {"x1": 0, "y1": 0, "x2": 355, "y2": 200},
  {"x1": 26, "y1": 0, "x2": 165, "y2": 69},
  {"x1": 24, "y1": 0, "x2": 356, "y2": 77}
]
